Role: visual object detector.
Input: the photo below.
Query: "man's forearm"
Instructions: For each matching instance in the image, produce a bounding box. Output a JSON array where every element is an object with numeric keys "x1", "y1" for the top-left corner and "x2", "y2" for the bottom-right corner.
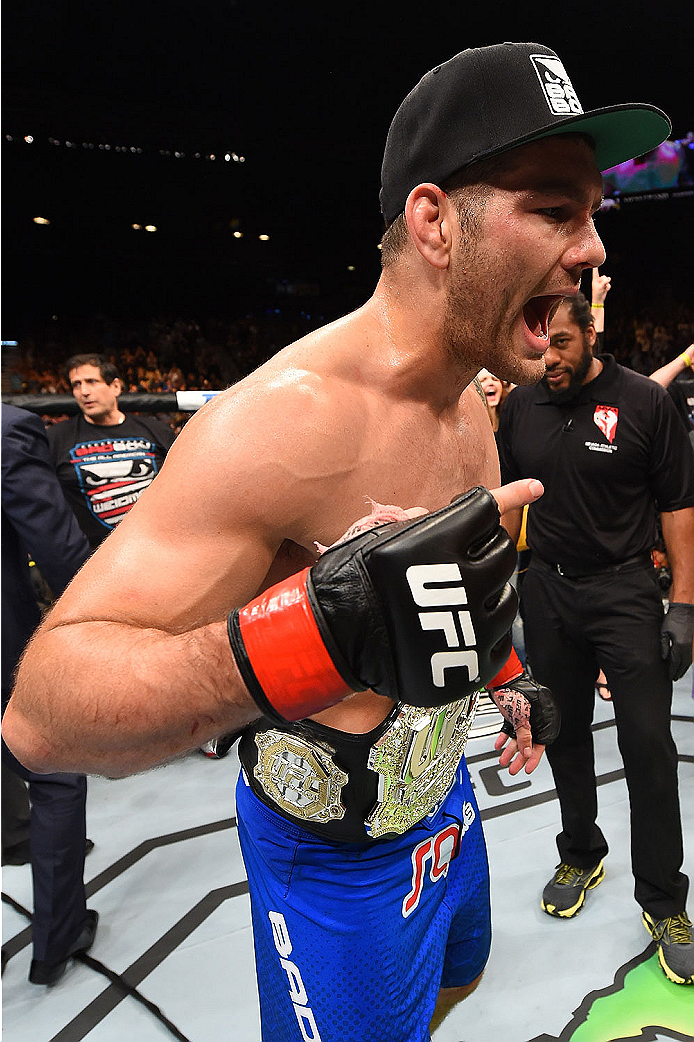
[
  {"x1": 649, "y1": 346, "x2": 693, "y2": 389},
  {"x1": 661, "y1": 506, "x2": 694, "y2": 603},
  {"x1": 2, "y1": 618, "x2": 261, "y2": 777}
]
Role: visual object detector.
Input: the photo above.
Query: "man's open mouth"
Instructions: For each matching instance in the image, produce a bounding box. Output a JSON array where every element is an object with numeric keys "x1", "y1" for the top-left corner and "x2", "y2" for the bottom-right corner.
[{"x1": 522, "y1": 295, "x2": 565, "y2": 340}]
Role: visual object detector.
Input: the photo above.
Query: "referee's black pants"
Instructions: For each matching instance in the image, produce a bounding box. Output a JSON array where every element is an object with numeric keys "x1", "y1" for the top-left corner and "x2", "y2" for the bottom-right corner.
[
  {"x1": 521, "y1": 557, "x2": 688, "y2": 920},
  {"x1": 1, "y1": 739, "x2": 88, "y2": 963}
]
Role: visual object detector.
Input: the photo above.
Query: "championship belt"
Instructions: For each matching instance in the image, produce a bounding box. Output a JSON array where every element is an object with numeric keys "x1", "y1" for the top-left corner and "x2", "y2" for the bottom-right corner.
[
  {"x1": 365, "y1": 696, "x2": 477, "y2": 838},
  {"x1": 245, "y1": 694, "x2": 478, "y2": 841},
  {"x1": 253, "y1": 730, "x2": 349, "y2": 825}
]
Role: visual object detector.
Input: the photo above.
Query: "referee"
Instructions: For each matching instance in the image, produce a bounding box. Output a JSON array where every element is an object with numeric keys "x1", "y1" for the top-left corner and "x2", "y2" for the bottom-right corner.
[{"x1": 498, "y1": 290, "x2": 694, "y2": 986}]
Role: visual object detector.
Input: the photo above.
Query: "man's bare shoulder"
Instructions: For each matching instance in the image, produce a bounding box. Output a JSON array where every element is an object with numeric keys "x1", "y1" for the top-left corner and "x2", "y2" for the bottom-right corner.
[
  {"x1": 153, "y1": 351, "x2": 373, "y2": 543},
  {"x1": 192, "y1": 354, "x2": 369, "y2": 461}
]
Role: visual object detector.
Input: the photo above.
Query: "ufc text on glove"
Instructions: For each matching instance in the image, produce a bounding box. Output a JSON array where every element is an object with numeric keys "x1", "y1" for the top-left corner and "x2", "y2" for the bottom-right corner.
[{"x1": 228, "y1": 487, "x2": 518, "y2": 723}]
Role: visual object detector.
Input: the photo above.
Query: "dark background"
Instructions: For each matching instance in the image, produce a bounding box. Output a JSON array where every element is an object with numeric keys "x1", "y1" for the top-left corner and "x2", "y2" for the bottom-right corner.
[{"x1": 3, "y1": 1, "x2": 693, "y2": 341}]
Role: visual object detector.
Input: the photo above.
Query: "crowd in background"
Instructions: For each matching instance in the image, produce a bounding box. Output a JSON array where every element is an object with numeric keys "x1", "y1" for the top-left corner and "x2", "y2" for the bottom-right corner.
[
  {"x1": 3, "y1": 310, "x2": 325, "y2": 433},
  {"x1": 608, "y1": 301, "x2": 694, "y2": 376},
  {"x1": 5, "y1": 297, "x2": 694, "y2": 415},
  {"x1": 4, "y1": 312, "x2": 319, "y2": 398}
]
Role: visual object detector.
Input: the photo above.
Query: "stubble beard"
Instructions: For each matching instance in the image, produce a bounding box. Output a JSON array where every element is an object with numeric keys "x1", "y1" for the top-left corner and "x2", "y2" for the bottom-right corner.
[
  {"x1": 442, "y1": 198, "x2": 550, "y2": 387},
  {"x1": 442, "y1": 256, "x2": 547, "y2": 388},
  {"x1": 542, "y1": 340, "x2": 593, "y2": 403}
]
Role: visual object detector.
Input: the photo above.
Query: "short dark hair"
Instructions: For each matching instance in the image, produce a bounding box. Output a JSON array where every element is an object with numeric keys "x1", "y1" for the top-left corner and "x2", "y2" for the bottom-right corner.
[
  {"x1": 563, "y1": 292, "x2": 594, "y2": 333},
  {"x1": 65, "y1": 353, "x2": 120, "y2": 385}
]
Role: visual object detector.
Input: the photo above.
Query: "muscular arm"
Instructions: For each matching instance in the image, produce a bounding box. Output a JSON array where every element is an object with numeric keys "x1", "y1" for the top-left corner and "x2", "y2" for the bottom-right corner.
[
  {"x1": 5, "y1": 616, "x2": 256, "y2": 777},
  {"x1": 2, "y1": 378, "x2": 333, "y2": 776}
]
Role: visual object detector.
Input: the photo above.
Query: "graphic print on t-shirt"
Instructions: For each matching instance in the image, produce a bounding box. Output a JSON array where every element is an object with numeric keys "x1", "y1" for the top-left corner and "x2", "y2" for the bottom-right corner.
[
  {"x1": 69, "y1": 436, "x2": 161, "y2": 530},
  {"x1": 593, "y1": 405, "x2": 619, "y2": 444}
]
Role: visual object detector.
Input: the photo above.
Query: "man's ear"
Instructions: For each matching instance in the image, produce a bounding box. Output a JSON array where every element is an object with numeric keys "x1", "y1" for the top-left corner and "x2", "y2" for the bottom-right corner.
[
  {"x1": 404, "y1": 184, "x2": 453, "y2": 270},
  {"x1": 585, "y1": 323, "x2": 597, "y2": 349},
  {"x1": 112, "y1": 379, "x2": 124, "y2": 398}
]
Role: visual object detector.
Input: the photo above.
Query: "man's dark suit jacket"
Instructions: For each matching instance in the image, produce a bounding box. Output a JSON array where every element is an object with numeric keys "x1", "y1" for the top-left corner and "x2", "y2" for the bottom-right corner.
[{"x1": 1, "y1": 404, "x2": 91, "y2": 698}]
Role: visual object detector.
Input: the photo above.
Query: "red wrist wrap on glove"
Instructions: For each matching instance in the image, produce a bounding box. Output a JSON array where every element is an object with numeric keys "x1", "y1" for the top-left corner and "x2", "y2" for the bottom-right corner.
[
  {"x1": 488, "y1": 646, "x2": 523, "y2": 689},
  {"x1": 236, "y1": 567, "x2": 353, "y2": 720}
]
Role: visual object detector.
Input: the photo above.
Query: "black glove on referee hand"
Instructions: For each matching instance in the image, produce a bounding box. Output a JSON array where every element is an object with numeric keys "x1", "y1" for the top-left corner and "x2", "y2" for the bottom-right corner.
[{"x1": 660, "y1": 602, "x2": 694, "y2": 681}]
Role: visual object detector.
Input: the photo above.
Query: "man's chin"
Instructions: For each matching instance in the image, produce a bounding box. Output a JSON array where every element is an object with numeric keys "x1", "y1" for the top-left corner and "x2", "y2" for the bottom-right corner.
[
  {"x1": 542, "y1": 380, "x2": 582, "y2": 404},
  {"x1": 499, "y1": 354, "x2": 546, "y2": 387}
]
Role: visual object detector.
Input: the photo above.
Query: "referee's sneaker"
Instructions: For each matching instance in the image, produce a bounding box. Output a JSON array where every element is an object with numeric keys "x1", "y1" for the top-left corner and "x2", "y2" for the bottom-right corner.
[{"x1": 542, "y1": 861, "x2": 694, "y2": 985}]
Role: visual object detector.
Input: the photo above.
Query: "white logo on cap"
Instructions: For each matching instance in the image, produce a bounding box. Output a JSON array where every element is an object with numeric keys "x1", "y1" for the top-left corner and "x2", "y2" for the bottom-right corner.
[{"x1": 530, "y1": 55, "x2": 583, "y2": 116}]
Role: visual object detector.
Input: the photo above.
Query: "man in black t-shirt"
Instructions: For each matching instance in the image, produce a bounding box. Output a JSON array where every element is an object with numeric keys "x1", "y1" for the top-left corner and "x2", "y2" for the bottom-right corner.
[
  {"x1": 48, "y1": 354, "x2": 176, "y2": 549},
  {"x1": 499, "y1": 293, "x2": 694, "y2": 986}
]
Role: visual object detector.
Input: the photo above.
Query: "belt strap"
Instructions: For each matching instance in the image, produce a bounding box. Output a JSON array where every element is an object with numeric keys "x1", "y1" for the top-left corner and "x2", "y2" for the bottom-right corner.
[{"x1": 532, "y1": 552, "x2": 651, "y2": 580}]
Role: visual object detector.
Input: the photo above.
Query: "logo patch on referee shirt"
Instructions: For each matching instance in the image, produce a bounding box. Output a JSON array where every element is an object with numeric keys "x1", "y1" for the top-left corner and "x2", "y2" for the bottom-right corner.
[
  {"x1": 530, "y1": 55, "x2": 583, "y2": 116},
  {"x1": 593, "y1": 405, "x2": 619, "y2": 443}
]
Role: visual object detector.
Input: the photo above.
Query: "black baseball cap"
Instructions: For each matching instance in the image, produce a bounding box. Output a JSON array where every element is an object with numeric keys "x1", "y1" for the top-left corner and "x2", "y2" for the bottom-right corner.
[{"x1": 380, "y1": 42, "x2": 671, "y2": 225}]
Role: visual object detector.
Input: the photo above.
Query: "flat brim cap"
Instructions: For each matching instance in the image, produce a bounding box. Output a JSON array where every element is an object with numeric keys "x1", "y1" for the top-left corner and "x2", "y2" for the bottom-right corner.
[{"x1": 380, "y1": 42, "x2": 671, "y2": 225}]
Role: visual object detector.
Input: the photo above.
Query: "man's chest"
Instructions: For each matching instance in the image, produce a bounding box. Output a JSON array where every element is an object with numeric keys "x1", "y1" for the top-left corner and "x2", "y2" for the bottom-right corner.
[
  {"x1": 317, "y1": 419, "x2": 498, "y2": 551},
  {"x1": 265, "y1": 410, "x2": 499, "y2": 590}
]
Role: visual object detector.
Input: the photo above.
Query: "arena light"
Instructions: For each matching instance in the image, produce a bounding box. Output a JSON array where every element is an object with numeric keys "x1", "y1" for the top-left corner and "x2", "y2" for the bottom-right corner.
[
  {"x1": 259, "y1": 234, "x2": 270, "y2": 241},
  {"x1": 132, "y1": 223, "x2": 142, "y2": 230},
  {"x1": 33, "y1": 216, "x2": 50, "y2": 225},
  {"x1": 347, "y1": 265, "x2": 356, "y2": 271},
  {"x1": 233, "y1": 231, "x2": 243, "y2": 239},
  {"x1": 5, "y1": 134, "x2": 248, "y2": 164},
  {"x1": 144, "y1": 224, "x2": 157, "y2": 232}
]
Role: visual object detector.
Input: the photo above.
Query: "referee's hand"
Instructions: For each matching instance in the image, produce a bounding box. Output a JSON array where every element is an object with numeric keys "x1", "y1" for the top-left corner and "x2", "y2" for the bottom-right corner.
[{"x1": 660, "y1": 602, "x2": 694, "y2": 680}]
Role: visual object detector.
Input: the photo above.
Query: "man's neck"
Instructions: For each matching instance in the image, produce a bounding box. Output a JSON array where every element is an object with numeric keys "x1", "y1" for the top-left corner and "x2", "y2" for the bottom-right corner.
[
  {"x1": 362, "y1": 284, "x2": 477, "y2": 409},
  {"x1": 83, "y1": 410, "x2": 125, "y2": 426}
]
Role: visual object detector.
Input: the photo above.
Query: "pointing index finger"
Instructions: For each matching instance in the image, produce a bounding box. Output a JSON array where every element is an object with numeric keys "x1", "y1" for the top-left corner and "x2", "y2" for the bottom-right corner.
[{"x1": 489, "y1": 479, "x2": 544, "y2": 517}]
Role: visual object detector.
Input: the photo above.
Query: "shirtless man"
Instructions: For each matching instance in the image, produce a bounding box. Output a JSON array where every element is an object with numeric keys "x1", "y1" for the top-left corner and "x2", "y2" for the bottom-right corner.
[{"x1": 3, "y1": 42, "x2": 669, "y2": 1042}]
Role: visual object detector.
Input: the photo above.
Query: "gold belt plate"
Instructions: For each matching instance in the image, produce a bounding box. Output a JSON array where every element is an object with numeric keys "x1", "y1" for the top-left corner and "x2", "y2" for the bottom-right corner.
[{"x1": 253, "y1": 731, "x2": 348, "y2": 824}]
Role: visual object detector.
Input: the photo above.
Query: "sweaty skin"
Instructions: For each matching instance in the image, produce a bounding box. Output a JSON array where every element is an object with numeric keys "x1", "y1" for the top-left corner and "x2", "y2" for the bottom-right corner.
[{"x1": 3, "y1": 135, "x2": 604, "y2": 779}]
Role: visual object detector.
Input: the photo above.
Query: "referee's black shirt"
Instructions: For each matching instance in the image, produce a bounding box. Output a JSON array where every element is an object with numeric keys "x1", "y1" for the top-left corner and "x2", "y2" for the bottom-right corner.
[{"x1": 498, "y1": 354, "x2": 694, "y2": 571}]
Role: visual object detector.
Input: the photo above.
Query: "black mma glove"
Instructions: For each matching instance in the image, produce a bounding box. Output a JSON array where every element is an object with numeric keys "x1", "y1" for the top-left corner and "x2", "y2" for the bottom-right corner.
[
  {"x1": 660, "y1": 602, "x2": 694, "y2": 681},
  {"x1": 487, "y1": 650, "x2": 560, "y2": 746},
  {"x1": 228, "y1": 487, "x2": 518, "y2": 723}
]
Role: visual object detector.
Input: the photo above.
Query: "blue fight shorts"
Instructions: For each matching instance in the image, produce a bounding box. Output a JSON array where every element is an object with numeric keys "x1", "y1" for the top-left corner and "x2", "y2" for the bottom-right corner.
[{"x1": 236, "y1": 756, "x2": 490, "y2": 1042}]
